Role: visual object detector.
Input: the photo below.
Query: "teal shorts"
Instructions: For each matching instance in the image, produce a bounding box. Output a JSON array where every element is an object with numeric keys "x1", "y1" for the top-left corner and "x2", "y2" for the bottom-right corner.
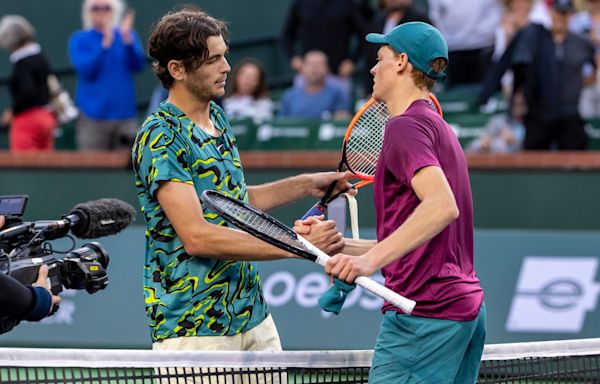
[{"x1": 369, "y1": 303, "x2": 486, "y2": 384}]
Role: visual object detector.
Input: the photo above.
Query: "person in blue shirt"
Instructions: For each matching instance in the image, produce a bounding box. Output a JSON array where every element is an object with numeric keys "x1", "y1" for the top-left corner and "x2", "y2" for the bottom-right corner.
[
  {"x1": 280, "y1": 51, "x2": 351, "y2": 120},
  {"x1": 68, "y1": 0, "x2": 145, "y2": 150}
]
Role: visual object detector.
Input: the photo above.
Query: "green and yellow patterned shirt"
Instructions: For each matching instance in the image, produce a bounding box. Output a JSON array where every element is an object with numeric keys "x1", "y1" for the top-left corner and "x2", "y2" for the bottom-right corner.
[{"x1": 132, "y1": 101, "x2": 269, "y2": 342}]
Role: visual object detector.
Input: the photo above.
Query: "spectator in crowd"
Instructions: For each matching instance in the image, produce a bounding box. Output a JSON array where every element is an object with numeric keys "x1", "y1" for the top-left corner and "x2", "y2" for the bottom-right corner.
[
  {"x1": 362, "y1": 0, "x2": 431, "y2": 96},
  {"x1": 282, "y1": 0, "x2": 366, "y2": 96},
  {"x1": 479, "y1": 0, "x2": 551, "y2": 107},
  {"x1": 280, "y1": 51, "x2": 351, "y2": 120},
  {"x1": 468, "y1": 91, "x2": 526, "y2": 153},
  {"x1": 429, "y1": 0, "x2": 503, "y2": 87},
  {"x1": 223, "y1": 58, "x2": 274, "y2": 123},
  {"x1": 480, "y1": 0, "x2": 595, "y2": 150},
  {"x1": 0, "y1": 15, "x2": 57, "y2": 152},
  {"x1": 571, "y1": 0, "x2": 600, "y2": 118},
  {"x1": 487, "y1": 0, "x2": 540, "y2": 103},
  {"x1": 494, "y1": 0, "x2": 536, "y2": 61},
  {"x1": 68, "y1": 0, "x2": 145, "y2": 150},
  {"x1": 511, "y1": 0, "x2": 595, "y2": 149}
]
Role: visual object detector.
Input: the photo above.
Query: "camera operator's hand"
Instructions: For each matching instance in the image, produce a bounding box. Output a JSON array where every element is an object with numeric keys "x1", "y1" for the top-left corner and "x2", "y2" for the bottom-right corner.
[{"x1": 32, "y1": 265, "x2": 61, "y2": 314}]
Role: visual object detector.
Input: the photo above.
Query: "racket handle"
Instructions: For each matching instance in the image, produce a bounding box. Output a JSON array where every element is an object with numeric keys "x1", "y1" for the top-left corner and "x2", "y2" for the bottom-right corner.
[
  {"x1": 301, "y1": 203, "x2": 327, "y2": 220},
  {"x1": 298, "y1": 235, "x2": 416, "y2": 315},
  {"x1": 354, "y1": 276, "x2": 416, "y2": 315}
]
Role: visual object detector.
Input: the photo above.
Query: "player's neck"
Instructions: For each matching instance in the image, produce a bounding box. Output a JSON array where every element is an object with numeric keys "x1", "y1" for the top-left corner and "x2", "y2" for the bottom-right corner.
[
  {"x1": 386, "y1": 86, "x2": 429, "y2": 116},
  {"x1": 167, "y1": 85, "x2": 214, "y2": 132}
]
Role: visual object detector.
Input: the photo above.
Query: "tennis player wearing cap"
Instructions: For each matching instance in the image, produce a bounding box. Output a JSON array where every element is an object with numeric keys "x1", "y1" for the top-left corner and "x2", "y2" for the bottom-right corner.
[{"x1": 308, "y1": 22, "x2": 485, "y2": 383}]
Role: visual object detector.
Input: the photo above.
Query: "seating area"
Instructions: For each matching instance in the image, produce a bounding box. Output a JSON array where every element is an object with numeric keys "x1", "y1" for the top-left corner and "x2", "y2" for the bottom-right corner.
[{"x1": 2, "y1": 87, "x2": 600, "y2": 151}]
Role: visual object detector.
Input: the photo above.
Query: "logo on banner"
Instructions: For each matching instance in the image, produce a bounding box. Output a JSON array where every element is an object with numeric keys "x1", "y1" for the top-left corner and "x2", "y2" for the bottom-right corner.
[
  {"x1": 256, "y1": 125, "x2": 310, "y2": 141},
  {"x1": 262, "y1": 271, "x2": 383, "y2": 318},
  {"x1": 506, "y1": 257, "x2": 600, "y2": 333}
]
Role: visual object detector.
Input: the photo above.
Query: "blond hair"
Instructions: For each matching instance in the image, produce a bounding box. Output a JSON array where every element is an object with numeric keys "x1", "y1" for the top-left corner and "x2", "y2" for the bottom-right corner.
[
  {"x1": 82, "y1": 0, "x2": 125, "y2": 29},
  {"x1": 0, "y1": 15, "x2": 35, "y2": 51}
]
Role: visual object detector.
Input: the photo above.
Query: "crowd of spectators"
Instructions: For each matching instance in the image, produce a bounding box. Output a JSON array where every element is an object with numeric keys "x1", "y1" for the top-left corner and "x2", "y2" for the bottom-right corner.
[{"x1": 1, "y1": 0, "x2": 600, "y2": 152}]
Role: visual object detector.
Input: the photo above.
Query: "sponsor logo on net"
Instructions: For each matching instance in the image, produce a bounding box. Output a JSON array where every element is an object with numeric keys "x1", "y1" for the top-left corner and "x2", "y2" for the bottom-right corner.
[{"x1": 506, "y1": 256, "x2": 600, "y2": 333}]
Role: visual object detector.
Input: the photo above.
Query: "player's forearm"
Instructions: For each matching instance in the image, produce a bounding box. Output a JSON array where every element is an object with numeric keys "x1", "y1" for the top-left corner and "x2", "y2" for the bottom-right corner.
[
  {"x1": 247, "y1": 174, "x2": 312, "y2": 211},
  {"x1": 341, "y1": 238, "x2": 377, "y2": 256},
  {"x1": 365, "y1": 197, "x2": 459, "y2": 269},
  {"x1": 183, "y1": 223, "x2": 291, "y2": 261}
]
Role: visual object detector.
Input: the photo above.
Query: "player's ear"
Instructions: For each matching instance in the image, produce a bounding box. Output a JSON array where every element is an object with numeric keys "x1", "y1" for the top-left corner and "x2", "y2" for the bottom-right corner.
[
  {"x1": 397, "y1": 52, "x2": 409, "y2": 72},
  {"x1": 167, "y1": 60, "x2": 185, "y2": 82}
]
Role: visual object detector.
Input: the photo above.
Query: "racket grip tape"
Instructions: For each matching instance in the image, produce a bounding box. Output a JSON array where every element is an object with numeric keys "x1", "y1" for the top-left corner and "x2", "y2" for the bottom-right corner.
[
  {"x1": 301, "y1": 203, "x2": 327, "y2": 220},
  {"x1": 298, "y1": 235, "x2": 416, "y2": 315},
  {"x1": 354, "y1": 276, "x2": 416, "y2": 315}
]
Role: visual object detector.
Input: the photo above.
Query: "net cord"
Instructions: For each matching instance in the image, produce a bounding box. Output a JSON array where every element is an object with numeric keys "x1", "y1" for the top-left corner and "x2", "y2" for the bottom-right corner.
[
  {"x1": 2, "y1": 339, "x2": 600, "y2": 368},
  {"x1": 0, "y1": 348, "x2": 374, "y2": 368}
]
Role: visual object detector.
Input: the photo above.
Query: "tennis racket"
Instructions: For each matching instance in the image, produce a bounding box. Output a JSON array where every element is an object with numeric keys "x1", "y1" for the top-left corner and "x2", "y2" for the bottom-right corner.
[
  {"x1": 302, "y1": 94, "x2": 443, "y2": 219},
  {"x1": 201, "y1": 190, "x2": 416, "y2": 315}
]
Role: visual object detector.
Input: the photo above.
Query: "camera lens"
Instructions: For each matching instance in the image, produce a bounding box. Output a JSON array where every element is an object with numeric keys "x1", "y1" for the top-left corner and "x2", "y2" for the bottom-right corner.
[{"x1": 69, "y1": 241, "x2": 109, "y2": 268}]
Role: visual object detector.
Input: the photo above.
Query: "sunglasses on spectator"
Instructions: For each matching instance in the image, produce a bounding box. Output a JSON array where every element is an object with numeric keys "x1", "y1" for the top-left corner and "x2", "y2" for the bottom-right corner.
[{"x1": 91, "y1": 5, "x2": 112, "y2": 12}]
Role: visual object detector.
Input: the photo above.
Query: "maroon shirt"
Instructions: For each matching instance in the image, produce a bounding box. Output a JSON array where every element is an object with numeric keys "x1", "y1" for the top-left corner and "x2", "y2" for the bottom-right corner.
[{"x1": 374, "y1": 99, "x2": 483, "y2": 321}]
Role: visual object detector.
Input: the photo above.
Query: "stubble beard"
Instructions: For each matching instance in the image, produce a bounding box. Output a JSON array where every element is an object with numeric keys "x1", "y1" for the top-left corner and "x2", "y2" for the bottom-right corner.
[{"x1": 184, "y1": 79, "x2": 222, "y2": 102}]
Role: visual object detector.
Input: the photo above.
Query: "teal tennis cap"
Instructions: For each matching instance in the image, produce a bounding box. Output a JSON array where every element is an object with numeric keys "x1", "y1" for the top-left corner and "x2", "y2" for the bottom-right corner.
[{"x1": 366, "y1": 22, "x2": 448, "y2": 81}]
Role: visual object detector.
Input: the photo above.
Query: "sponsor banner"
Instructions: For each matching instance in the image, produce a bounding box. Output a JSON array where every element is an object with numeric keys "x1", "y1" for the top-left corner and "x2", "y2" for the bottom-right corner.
[
  {"x1": 506, "y1": 257, "x2": 600, "y2": 333},
  {"x1": 2, "y1": 227, "x2": 599, "y2": 348}
]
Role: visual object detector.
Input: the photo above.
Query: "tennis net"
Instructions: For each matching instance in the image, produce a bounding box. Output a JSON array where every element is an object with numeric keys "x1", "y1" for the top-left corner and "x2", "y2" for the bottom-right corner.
[{"x1": 0, "y1": 338, "x2": 598, "y2": 383}]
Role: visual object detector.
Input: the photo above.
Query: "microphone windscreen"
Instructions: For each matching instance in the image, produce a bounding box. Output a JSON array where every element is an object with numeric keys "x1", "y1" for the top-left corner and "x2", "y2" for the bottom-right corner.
[{"x1": 70, "y1": 198, "x2": 136, "y2": 239}]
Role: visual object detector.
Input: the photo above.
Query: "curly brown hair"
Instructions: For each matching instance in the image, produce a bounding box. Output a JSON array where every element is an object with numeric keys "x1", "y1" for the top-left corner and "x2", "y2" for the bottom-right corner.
[{"x1": 148, "y1": 10, "x2": 229, "y2": 89}]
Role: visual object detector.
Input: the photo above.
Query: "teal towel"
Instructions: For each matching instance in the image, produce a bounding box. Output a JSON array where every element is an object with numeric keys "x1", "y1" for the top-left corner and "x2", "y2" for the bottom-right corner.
[{"x1": 317, "y1": 279, "x2": 357, "y2": 314}]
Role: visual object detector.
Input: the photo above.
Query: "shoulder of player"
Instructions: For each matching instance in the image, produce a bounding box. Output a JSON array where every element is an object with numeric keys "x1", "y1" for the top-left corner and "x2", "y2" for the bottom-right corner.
[
  {"x1": 388, "y1": 109, "x2": 437, "y2": 128},
  {"x1": 137, "y1": 111, "x2": 185, "y2": 144},
  {"x1": 387, "y1": 110, "x2": 442, "y2": 138}
]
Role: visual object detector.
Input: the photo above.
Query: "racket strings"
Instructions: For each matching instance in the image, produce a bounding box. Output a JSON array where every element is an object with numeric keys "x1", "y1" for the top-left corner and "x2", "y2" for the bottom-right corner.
[
  {"x1": 213, "y1": 196, "x2": 307, "y2": 250},
  {"x1": 346, "y1": 102, "x2": 389, "y2": 177}
]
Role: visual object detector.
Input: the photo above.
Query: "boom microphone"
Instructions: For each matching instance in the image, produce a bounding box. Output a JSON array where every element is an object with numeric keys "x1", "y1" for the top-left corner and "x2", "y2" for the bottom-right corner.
[
  {"x1": 66, "y1": 198, "x2": 137, "y2": 238},
  {"x1": 26, "y1": 198, "x2": 137, "y2": 240}
]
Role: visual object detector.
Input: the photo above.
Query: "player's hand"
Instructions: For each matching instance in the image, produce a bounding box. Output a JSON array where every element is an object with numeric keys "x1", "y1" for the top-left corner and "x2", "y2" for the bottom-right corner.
[
  {"x1": 292, "y1": 214, "x2": 324, "y2": 236},
  {"x1": 0, "y1": 215, "x2": 5, "y2": 228},
  {"x1": 295, "y1": 216, "x2": 344, "y2": 256},
  {"x1": 308, "y1": 171, "x2": 357, "y2": 199},
  {"x1": 325, "y1": 253, "x2": 377, "y2": 284},
  {"x1": 34, "y1": 265, "x2": 61, "y2": 314}
]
